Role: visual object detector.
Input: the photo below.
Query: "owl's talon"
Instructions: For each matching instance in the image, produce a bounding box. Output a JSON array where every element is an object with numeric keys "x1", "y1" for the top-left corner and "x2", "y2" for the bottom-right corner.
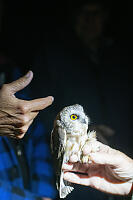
[{"x1": 81, "y1": 155, "x2": 90, "y2": 163}]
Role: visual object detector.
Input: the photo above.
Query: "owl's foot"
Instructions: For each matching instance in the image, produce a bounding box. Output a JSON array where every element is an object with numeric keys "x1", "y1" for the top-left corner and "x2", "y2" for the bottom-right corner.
[
  {"x1": 84, "y1": 140, "x2": 100, "y2": 153},
  {"x1": 80, "y1": 135, "x2": 100, "y2": 163},
  {"x1": 69, "y1": 153, "x2": 79, "y2": 163},
  {"x1": 81, "y1": 155, "x2": 91, "y2": 163}
]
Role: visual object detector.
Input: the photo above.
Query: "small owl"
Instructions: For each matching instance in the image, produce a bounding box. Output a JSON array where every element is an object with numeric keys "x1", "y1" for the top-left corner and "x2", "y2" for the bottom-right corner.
[{"x1": 51, "y1": 104, "x2": 97, "y2": 198}]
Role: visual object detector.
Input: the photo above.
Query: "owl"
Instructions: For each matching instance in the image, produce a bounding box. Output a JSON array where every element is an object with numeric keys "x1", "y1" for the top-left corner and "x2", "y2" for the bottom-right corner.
[{"x1": 51, "y1": 104, "x2": 97, "y2": 198}]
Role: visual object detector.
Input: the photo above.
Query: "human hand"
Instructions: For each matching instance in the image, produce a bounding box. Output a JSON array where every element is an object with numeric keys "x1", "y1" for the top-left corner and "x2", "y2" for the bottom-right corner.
[
  {"x1": 0, "y1": 71, "x2": 54, "y2": 139},
  {"x1": 63, "y1": 141, "x2": 133, "y2": 196}
]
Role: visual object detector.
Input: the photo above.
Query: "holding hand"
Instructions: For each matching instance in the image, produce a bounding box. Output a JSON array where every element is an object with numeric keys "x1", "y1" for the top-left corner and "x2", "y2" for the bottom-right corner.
[
  {"x1": 63, "y1": 141, "x2": 133, "y2": 196},
  {"x1": 0, "y1": 71, "x2": 54, "y2": 139}
]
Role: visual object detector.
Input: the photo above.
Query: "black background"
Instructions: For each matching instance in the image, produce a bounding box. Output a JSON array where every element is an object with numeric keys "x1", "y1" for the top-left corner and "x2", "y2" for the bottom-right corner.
[{"x1": 2, "y1": 0, "x2": 132, "y2": 68}]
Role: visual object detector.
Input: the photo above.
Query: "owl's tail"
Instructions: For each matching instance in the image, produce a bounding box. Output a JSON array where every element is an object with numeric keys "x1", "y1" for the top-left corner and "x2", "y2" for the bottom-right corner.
[{"x1": 59, "y1": 172, "x2": 74, "y2": 198}]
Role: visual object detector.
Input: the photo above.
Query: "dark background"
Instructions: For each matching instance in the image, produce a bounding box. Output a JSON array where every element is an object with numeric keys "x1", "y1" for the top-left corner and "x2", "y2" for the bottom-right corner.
[
  {"x1": 1, "y1": 1, "x2": 133, "y2": 200},
  {"x1": 2, "y1": 0, "x2": 132, "y2": 68}
]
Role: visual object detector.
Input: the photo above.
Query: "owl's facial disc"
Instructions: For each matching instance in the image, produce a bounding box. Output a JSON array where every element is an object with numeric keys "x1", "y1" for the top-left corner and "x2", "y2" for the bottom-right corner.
[{"x1": 81, "y1": 118, "x2": 87, "y2": 124}]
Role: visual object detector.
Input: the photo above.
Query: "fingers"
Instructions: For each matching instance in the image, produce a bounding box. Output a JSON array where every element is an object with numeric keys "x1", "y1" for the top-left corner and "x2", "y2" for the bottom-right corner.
[
  {"x1": 89, "y1": 151, "x2": 120, "y2": 166},
  {"x1": 0, "y1": 118, "x2": 33, "y2": 139},
  {"x1": 86, "y1": 176, "x2": 132, "y2": 196},
  {"x1": 63, "y1": 171, "x2": 132, "y2": 195},
  {"x1": 64, "y1": 172, "x2": 89, "y2": 186},
  {"x1": 90, "y1": 148, "x2": 133, "y2": 169},
  {"x1": 83, "y1": 141, "x2": 110, "y2": 155},
  {"x1": 0, "y1": 112, "x2": 38, "y2": 126},
  {"x1": 22, "y1": 96, "x2": 54, "y2": 112},
  {"x1": 63, "y1": 162, "x2": 90, "y2": 174},
  {"x1": 0, "y1": 125, "x2": 16, "y2": 137},
  {"x1": 82, "y1": 141, "x2": 126, "y2": 167},
  {"x1": 16, "y1": 119, "x2": 34, "y2": 139},
  {"x1": 63, "y1": 163, "x2": 74, "y2": 171},
  {"x1": 65, "y1": 141, "x2": 114, "y2": 166},
  {"x1": 0, "y1": 111, "x2": 38, "y2": 138},
  {"x1": 12, "y1": 111, "x2": 38, "y2": 138},
  {"x1": 16, "y1": 112, "x2": 39, "y2": 127},
  {"x1": 65, "y1": 141, "x2": 111, "y2": 164},
  {"x1": 84, "y1": 141, "x2": 117, "y2": 166},
  {"x1": 5, "y1": 71, "x2": 33, "y2": 94}
]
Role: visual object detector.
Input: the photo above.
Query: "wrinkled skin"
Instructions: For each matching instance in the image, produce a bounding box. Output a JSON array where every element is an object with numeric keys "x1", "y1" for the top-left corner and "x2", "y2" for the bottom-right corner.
[
  {"x1": 63, "y1": 141, "x2": 133, "y2": 196},
  {"x1": 0, "y1": 71, "x2": 54, "y2": 139}
]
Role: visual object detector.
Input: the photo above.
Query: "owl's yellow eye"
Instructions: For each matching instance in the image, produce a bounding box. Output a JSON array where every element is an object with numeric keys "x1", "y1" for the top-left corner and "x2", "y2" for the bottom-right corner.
[{"x1": 70, "y1": 114, "x2": 78, "y2": 120}]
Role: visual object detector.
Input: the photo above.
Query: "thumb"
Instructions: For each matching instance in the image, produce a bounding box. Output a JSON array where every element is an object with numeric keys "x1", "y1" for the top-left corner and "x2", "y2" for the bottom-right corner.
[{"x1": 7, "y1": 71, "x2": 33, "y2": 94}]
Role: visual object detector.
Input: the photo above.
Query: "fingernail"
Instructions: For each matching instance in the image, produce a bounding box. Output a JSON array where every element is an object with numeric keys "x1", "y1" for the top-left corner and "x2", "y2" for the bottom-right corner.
[
  {"x1": 25, "y1": 71, "x2": 32, "y2": 78},
  {"x1": 51, "y1": 96, "x2": 54, "y2": 102},
  {"x1": 62, "y1": 163, "x2": 73, "y2": 170}
]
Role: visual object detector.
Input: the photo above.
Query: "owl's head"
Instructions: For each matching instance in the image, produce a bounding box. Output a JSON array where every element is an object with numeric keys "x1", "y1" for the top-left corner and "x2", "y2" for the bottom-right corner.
[{"x1": 56, "y1": 104, "x2": 90, "y2": 135}]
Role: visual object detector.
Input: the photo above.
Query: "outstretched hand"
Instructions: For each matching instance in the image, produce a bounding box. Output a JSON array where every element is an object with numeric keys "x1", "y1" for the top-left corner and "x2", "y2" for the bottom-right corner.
[
  {"x1": 63, "y1": 141, "x2": 133, "y2": 196},
  {"x1": 0, "y1": 71, "x2": 54, "y2": 139}
]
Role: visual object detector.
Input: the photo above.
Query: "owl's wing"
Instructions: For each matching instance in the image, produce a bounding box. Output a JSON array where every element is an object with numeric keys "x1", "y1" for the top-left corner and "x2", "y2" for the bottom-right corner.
[
  {"x1": 51, "y1": 126, "x2": 66, "y2": 158},
  {"x1": 51, "y1": 126, "x2": 74, "y2": 198}
]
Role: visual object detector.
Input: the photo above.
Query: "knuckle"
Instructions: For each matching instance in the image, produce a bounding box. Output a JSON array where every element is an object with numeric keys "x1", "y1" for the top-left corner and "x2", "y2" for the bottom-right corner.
[
  {"x1": 17, "y1": 133, "x2": 25, "y2": 139},
  {"x1": 20, "y1": 115, "x2": 29, "y2": 125},
  {"x1": 19, "y1": 126, "x2": 27, "y2": 134},
  {"x1": 17, "y1": 104, "x2": 28, "y2": 114}
]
